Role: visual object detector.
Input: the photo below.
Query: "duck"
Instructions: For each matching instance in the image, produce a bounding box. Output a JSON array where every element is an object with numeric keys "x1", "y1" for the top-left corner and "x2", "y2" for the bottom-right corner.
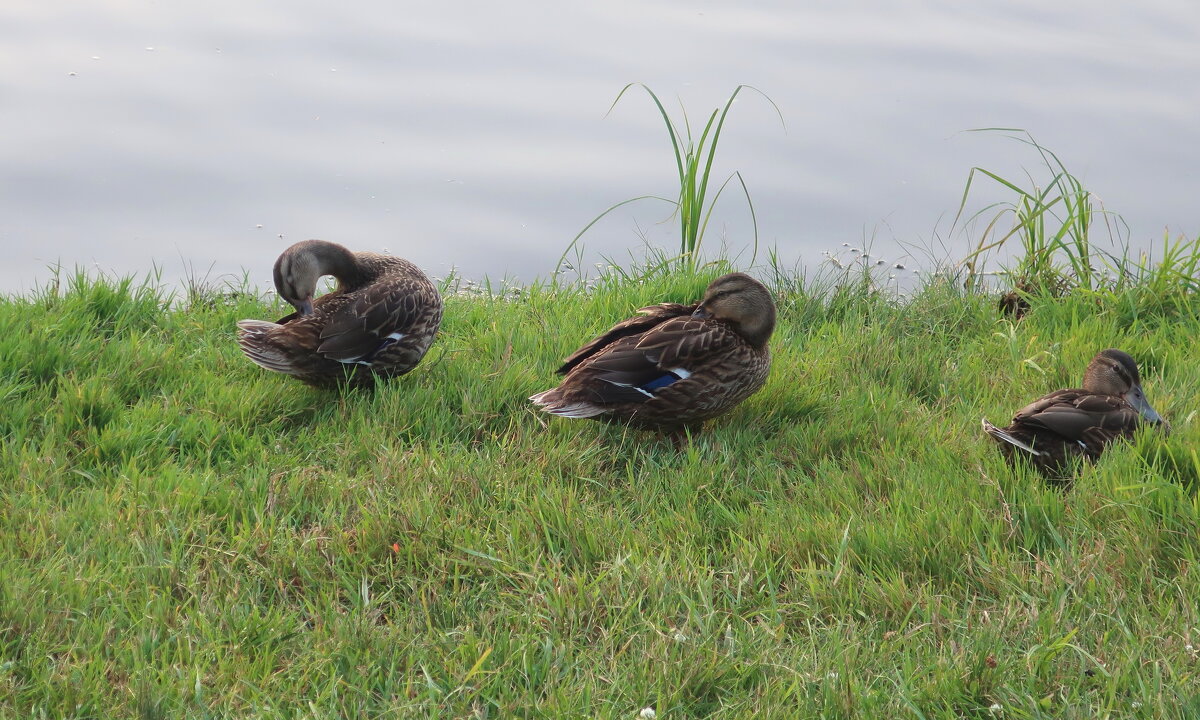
[
  {"x1": 529, "y1": 272, "x2": 776, "y2": 437},
  {"x1": 236, "y1": 239, "x2": 443, "y2": 388},
  {"x1": 982, "y1": 348, "x2": 1167, "y2": 478}
]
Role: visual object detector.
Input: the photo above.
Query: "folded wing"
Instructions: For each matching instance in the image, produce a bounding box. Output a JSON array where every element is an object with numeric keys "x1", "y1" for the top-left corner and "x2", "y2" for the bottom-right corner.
[
  {"x1": 1009, "y1": 389, "x2": 1141, "y2": 454},
  {"x1": 315, "y1": 278, "x2": 426, "y2": 363}
]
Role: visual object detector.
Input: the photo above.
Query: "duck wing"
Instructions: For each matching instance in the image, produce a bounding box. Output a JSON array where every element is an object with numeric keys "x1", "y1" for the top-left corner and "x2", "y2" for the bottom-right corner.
[
  {"x1": 315, "y1": 277, "x2": 431, "y2": 363},
  {"x1": 557, "y1": 303, "x2": 696, "y2": 375},
  {"x1": 1012, "y1": 389, "x2": 1141, "y2": 446},
  {"x1": 568, "y1": 315, "x2": 741, "y2": 406}
]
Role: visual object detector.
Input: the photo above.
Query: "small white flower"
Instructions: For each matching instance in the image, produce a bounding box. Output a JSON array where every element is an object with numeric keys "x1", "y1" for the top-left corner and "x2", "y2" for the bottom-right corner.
[
  {"x1": 639, "y1": 708, "x2": 656, "y2": 719},
  {"x1": 988, "y1": 702, "x2": 1002, "y2": 715},
  {"x1": 827, "y1": 671, "x2": 838, "y2": 680},
  {"x1": 672, "y1": 632, "x2": 687, "y2": 643},
  {"x1": 1132, "y1": 701, "x2": 1143, "y2": 709}
]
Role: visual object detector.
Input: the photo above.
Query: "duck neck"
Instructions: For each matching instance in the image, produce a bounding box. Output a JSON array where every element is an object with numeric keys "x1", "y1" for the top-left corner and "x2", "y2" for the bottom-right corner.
[
  {"x1": 740, "y1": 306, "x2": 776, "y2": 349},
  {"x1": 308, "y1": 240, "x2": 364, "y2": 291}
]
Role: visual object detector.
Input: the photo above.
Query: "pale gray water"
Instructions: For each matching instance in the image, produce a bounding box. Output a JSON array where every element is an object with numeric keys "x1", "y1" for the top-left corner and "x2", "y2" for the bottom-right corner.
[{"x1": 1, "y1": 0, "x2": 1197, "y2": 293}]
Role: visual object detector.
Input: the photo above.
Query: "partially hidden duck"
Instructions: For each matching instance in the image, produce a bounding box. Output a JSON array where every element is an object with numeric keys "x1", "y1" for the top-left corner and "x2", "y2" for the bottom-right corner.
[
  {"x1": 530, "y1": 272, "x2": 776, "y2": 437},
  {"x1": 982, "y1": 348, "x2": 1167, "y2": 478},
  {"x1": 237, "y1": 239, "x2": 443, "y2": 388}
]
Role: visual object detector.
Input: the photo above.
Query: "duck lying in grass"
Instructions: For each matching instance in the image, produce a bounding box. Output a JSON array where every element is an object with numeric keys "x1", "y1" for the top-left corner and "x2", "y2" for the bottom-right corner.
[
  {"x1": 236, "y1": 240, "x2": 443, "y2": 388},
  {"x1": 982, "y1": 349, "x2": 1168, "y2": 478},
  {"x1": 530, "y1": 272, "x2": 776, "y2": 438}
]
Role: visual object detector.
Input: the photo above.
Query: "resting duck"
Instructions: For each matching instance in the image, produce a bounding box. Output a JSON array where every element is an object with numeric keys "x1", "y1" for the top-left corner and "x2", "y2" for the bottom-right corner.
[
  {"x1": 982, "y1": 348, "x2": 1167, "y2": 478},
  {"x1": 236, "y1": 239, "x2": 443, "y2": 388},
  {"x1": 529, "y1": 272, "x2": 776, "y2": 436}
]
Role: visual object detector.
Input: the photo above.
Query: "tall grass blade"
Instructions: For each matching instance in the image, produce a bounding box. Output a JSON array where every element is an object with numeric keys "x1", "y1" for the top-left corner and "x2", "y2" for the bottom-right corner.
[{"x1": 570, "y1": 83, "x2": 783, "y2": 273}]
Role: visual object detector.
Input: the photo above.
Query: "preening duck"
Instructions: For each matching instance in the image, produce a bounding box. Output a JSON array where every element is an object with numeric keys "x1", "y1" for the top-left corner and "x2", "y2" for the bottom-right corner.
[
  {"x1": 236, "y1": 239, "x2": 443, "y2": 388},
  {"x1": 530, "y1": 272, "x2": 776, "y2": 434}
]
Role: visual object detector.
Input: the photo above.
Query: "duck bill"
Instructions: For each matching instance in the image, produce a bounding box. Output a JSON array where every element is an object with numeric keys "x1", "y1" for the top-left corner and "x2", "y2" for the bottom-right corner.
[
  {"x1": 296, "y1": 297, "x2": 315, "y2": 316},
  {"x1": 692, "y1": 305, "x2": 711, "y2": 319},
  {"x1": 1126, "y1": 384, "x2": 1165, "y2": 425}
]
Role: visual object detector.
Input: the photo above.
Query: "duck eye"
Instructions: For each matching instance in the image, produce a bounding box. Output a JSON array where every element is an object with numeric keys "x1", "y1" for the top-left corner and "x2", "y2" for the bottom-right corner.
[{"x1": 1110, "y1": 363, "x2": 1133, "y2": 383}]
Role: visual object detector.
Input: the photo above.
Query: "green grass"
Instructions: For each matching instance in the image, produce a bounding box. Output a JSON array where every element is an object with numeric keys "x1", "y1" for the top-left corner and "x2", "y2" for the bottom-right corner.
[
  {"x1": 560, "y1": 84, "x2": 784, "y2": 274},
  {"x1": 955, "y1": 129, "x2": 1112, "y2": 293},
  {"x1": 2, "y1": 262, "x2": 1199, "y2": 719}
]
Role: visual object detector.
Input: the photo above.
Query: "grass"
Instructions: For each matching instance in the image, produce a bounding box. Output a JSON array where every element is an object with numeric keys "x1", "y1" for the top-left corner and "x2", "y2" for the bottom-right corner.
[
  {"x1": 2, "y1": 258, "x2": 1200, "y2": 719},
  {"x1": 559, "y1": 84, "x2": 784, "y2": 275},
  {"x1": 955, "y1": 129, "x2": 1118, "y2": 294},
  {"x1": 950, "y1": 129, "x2": 1200, "y2": 331}
]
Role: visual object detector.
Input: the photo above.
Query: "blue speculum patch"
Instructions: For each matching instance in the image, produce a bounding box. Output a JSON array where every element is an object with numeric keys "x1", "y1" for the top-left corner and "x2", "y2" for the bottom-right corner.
[{"x1": 641, "y1": 371, "x2": 684, "y2": 392}]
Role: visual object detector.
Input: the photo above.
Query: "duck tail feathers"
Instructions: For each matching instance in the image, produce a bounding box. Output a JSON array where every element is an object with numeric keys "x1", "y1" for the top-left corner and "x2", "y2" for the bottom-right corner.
[
  {"x1": 529, "y1": 389, "x2": 607, "y2": 418},
  {"x1": 981, "y1": 418, "x2": 1043, "y2": 456},
  {"x1": 236, "y1": 320, "x2": 298, "y2": 375}
]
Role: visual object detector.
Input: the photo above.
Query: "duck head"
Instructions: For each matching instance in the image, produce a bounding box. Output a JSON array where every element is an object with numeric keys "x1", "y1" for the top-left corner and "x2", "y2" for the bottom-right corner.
[
  {"x1": 691, "y1": 272, "x2": 777, "y2": 348},
  {"x1": 1083, "y1": 349, "x2": 1166, "y2": 426},
  {"x1": 272, "y1": 240, "x2": 358, "y2": 316}
]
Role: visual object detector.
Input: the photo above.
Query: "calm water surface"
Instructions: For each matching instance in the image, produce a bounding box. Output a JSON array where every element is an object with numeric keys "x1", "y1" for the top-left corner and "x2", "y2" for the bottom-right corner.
[{"x1": 1, "y1": 1, "x2": 1197, "y2": 293}]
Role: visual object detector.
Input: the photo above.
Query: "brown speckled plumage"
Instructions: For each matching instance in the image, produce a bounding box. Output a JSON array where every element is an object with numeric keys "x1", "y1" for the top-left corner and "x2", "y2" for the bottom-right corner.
[
  {"x1": 237, "y1": 240, "x2": 442, "y2": 388},
  {"x1": 982, "y1": 349, "x2": 1167, "y2": 478},
  {"x1": 530, "y1": 273, "x2": 775, "y2": 432}
]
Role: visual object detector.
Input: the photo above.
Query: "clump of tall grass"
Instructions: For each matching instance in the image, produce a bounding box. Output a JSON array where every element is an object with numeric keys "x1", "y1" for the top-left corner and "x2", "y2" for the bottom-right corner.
[
  {"x1": 954, "y1": 129, "x2": 1200, "y2": 316},
  {"x1": 558, "y1": 84, "x2": 784, "y2": 275},
  {"x1": 954, "y1": 129, "x2": 1118, "y2": 295}
]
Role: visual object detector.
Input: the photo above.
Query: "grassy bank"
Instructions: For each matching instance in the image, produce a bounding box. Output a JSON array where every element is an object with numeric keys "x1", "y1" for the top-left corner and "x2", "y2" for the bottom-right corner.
[{"x1": 1, "y1": 265, "x2": 1199, "y2": 719}]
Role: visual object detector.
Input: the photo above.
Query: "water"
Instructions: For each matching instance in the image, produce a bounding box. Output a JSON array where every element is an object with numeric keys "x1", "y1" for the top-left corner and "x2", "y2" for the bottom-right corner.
[{"x1": 2, "y1": 0, "x2": 1197, "y2": 294}]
